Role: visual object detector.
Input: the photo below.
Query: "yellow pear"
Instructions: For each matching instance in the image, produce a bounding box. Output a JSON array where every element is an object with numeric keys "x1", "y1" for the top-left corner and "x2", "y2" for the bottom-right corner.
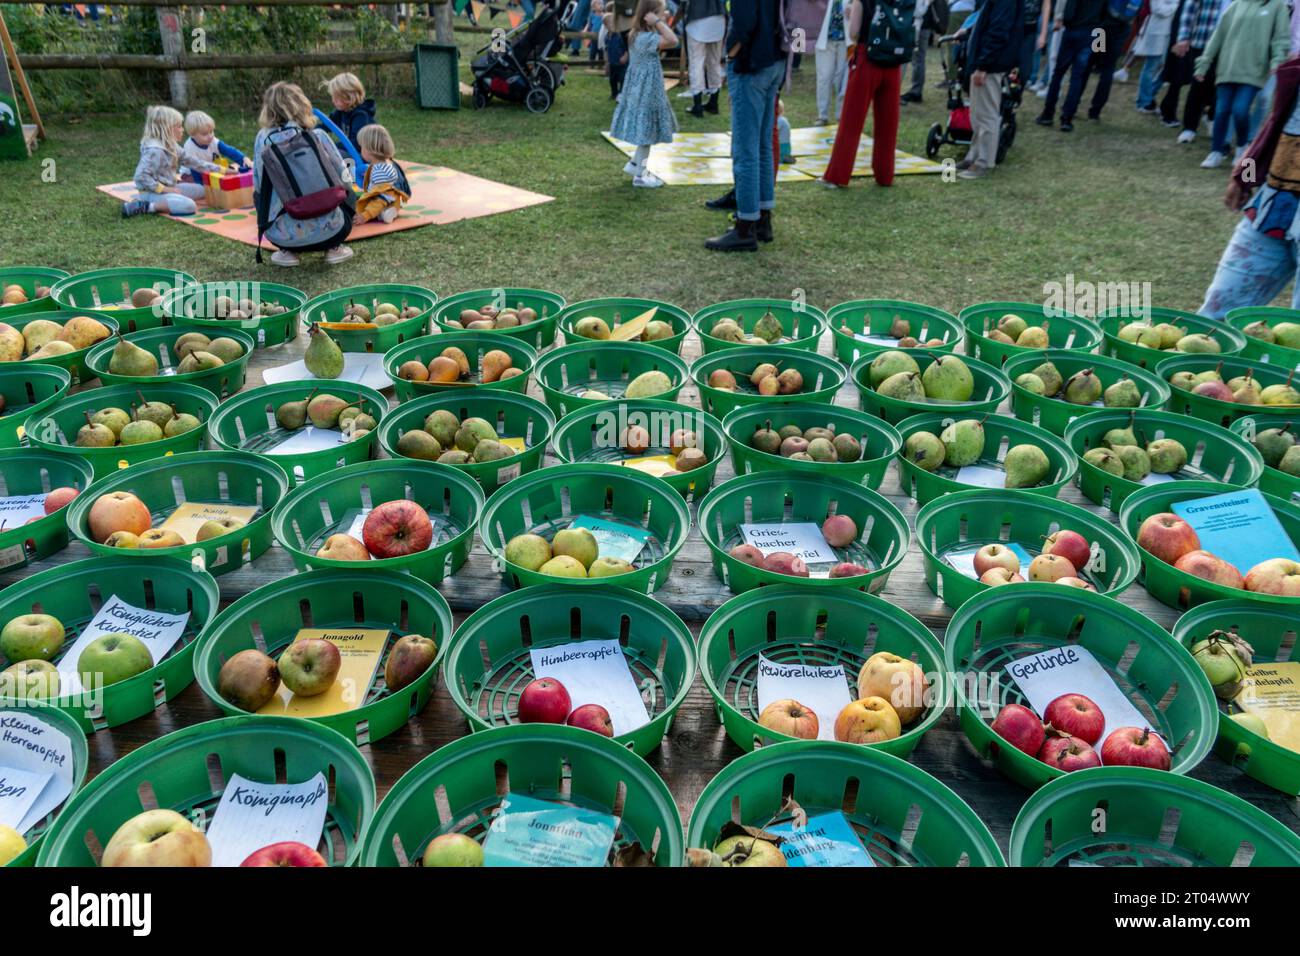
[
  {"x1": 56, "y1": 315, "x2": 111, "y2": 350},
  {"x1": 0, "y1": 323, "x2": 23, "y2": 362},
  {"x1": 21, "y1": 319, "x2": 62, "y2": 354}
]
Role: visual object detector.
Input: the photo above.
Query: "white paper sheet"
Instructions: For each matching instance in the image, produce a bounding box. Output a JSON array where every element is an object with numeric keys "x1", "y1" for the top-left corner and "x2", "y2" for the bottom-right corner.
[
  {"x1": 0, "y1": 711, "x2": 76, "y2": 834},
  {"x1": 263, "y1": 352, "x2": 390, "y2": 390},
  {"x1": 57, "y1": 597, "x2": 190, "y2": 696},
  {"x1": 0, "y1": 766, "x2": 51, "y2": 833},
  {"x1": 263, "y1": 425, "x2": 346, "y2": 456},
  {"x1": 0, "y1": 494, "x2": 49, "y2": 530},
  {"x1": 755, "y1": 654, "x2": 852, "y2": 741},
  {"x1": 529, "y1": 639, "x2": 650, "y2": 736},
  {"x1": 204, "y1": 771, "x2": 330, "y2": 867},
  {"x1": 740, "y1": 522, "x2": 838, "y2": 564}
]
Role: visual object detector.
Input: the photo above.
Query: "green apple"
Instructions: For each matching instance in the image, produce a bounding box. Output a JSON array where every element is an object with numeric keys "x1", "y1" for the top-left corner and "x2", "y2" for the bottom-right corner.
[
  {"x1": 1230, "y1": 711, "x2": 1269, "y2": 738},
  {"x1": 422, "y1": 833, "x2": 484, "y2": 867},
  {"x1": 77, "y1": 633, "x2": 154, "y2": 687},
  {"x1": 0, "y1": 614, "x2": 65, "y2": 662},
  {"x1": 0, "y1": 659, "x2": 59, "y2": 701}
]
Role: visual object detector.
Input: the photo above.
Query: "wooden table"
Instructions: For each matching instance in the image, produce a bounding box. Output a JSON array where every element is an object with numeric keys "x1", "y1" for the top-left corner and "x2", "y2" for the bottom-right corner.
[{"x1": 6, "y1": 324, "x2": 1298, "y2": 858}]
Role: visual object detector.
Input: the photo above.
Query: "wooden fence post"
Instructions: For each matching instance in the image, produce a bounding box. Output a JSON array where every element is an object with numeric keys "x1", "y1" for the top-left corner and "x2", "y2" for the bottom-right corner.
[
  {"x1": 433, "y1": 0, "x2": 454, "y2": 43},
  {"x1": 156, "y1": 6, "x2": 188, "y2": 107}
]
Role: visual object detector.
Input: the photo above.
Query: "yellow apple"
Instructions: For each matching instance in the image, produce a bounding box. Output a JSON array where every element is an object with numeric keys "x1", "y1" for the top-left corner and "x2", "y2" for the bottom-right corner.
[
  {"x1": 833, "y1": 696, "x2": 902, "y2": 744},
  {"x1": 102, "y1": 809, "x2": 211, "y2": 867},
  {"x1": 857, "y1": 652, "x2": 929, "y2": 724}
]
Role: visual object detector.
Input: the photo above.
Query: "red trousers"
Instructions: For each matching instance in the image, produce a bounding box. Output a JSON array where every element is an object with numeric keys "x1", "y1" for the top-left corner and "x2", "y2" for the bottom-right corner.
[{"x1": 824, "y1": 48, "x2": 900, "y2": 187}]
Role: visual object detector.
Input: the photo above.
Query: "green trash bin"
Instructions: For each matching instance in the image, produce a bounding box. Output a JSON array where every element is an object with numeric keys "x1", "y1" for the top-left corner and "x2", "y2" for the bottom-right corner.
[{"x1": 415, "y1": 43, "x2": 461, "y2": 109}]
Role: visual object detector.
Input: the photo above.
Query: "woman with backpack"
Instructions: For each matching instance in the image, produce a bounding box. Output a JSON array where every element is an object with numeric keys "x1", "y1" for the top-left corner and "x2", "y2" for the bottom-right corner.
[{"x1": 253, "y1": 82, "x2": 354, "y2": 268}]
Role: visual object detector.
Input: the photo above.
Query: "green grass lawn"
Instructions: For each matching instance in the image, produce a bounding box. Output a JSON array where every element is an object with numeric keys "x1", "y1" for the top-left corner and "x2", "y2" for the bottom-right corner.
[{"x1": 0, "y1": 43, "x2": 1250, "y2": 316}]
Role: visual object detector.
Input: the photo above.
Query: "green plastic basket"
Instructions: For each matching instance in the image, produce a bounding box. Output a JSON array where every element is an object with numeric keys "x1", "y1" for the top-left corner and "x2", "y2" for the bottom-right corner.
[
  {"x1": 299, "y1": 283, "x2": 436, "y2": 352},
  {"x1": 961, "y1": 301, "x2": 1104, "y2": 367},
  {"x1": 0, "y1": 364, "x2": 69, "y2": 449},
  {"x1": 945, "y1": 582, "x2": 1218, "y2": 789},
  {"x1": 477, "y1": 461, "x2": 691, "y2": 594},
  {"x1": 430, "y1": 287, "x2": 564, "y2": 351},
  {"x1": 692, "y1": 346, "x2": 846, "y2": 418},
  {"x1": 1008, "y1": 766, "x2": 1300, "y2": 866},
  {"x1": 1173, "y1": 599, "x2": 1300, "y2": 795},
  {"x1": 686, "y1": 740, "x2": 1005, "y2": 866},
  {"x1": 558, "y1": 297, "x2": 692, "y2": 354},
  {"x1": 851, "y1": 348, "x2": 1011, "y2": 425},
  {"x1": 698, "y1": 585, "x2": 948, "y2": 756},
  {"x1": 826, "y1": 299, "x2": 962, "y2": 366},
  {"x1": 894, "y1": 411, "x2": 1079, "y2": 504},
  {"x1": 1230, "y1": 413, "x2": 1300, "y2": 502},
  {"x1": 692, "y1": 298, "x2": 829, "y2": 354},
  {"x1": 376, "y1": 389, "x2": 555, "y2": 495},
  {"x1": 36, "y1": 716, "x2": 375, "y2": 866},
  {"x1": 550, "y1": 398, "x2": 725, "y2": 501},
  {"x1": 23, "y1": 382, "x2": 217, "y2": 480},
  {"x1": 914, "y1": 488, "x2": 1143, "y2": 610},
  {"x1": 1066, "y1": 408, "x2": 1265, "y2": 514},
  {"x1": 697, "y1": 471, "x2": 910, "y2": 595},
  {"x1": 159, "y1": 280, "x2": 306, "y2": 348},
  {"x1": 360, "y1": 724, "x2": 684, "y2": 867},
  {"x1": 0, "y1": 448, "x2": 94, "y2": 572},
  {"x1": 723, "y1": 400, "x2": 903, "y2": 491},
  {"x1": 65, "y1": 450, "x2": 290, "y2": 577},
  {"x1": 205, "y1": 380, "x2": 386, "y2": 486},
  {"x1": 383, "y1": 330, "x2": 538, "y2": 401},
  {"x1": 84, "y1": 326, "x2": 254, "y2": 399},
  {"x1": 193, "y1": 568, "x2": 453, "y2": 746},
  {"x1": 535, "y1": 340, "x2": 690, "y2": 418},
  {"x1": 0, "y1": 554, "x2": 220, "y2": 733},
  {"x1": 1002, "y1": 348, "x2": 1171, "y2": 436},
  {"x1": 1226, "y1": 306, "x2": 1300, "y2": 370},
  {"x1": 442, "y1": 584, "x2": 695, "y2": 756},
  {"x1": 1156, "y1": 352, "x2": 1300, "y2": 428},
  {"x1": 1099, "y1": 306, "x2": 1248, "y2": 370},
  {"x1": 3, "y1": 310, "x2": 118, "y2": 386},
  {"x1": 270, "y1": 458, "x2": 484, "y2": 585},
  {"x1": 1119, "y1": 479, "x2": 1300, "y2": 611},
  {"x1": 0, "y1": 267, "x2": 69, "y2": 319},
  {"x1": 0, "y1": 704, "x2": 88, "y2": 867},
  {"x1": 49, "y1": 267, "x2": 197, "y2": 333}
]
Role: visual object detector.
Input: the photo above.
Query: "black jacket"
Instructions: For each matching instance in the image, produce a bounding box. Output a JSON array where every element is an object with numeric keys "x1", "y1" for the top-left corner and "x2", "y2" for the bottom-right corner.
[
  {"x1": 683, "y1": 0, "x2": 727, "y2": 24},
  {"x1": 1061, "y1": 0, "x2": 1106, "y2": 29},
  {"x1": 329, "y1": 98, "x2": 376, "y2": 152},
  {"x1": 967, "y1": 0, "x2": 1025, "y2": 73},
  {"x1": 726, "y1": 0, "x2": 783, "y2": 73}
]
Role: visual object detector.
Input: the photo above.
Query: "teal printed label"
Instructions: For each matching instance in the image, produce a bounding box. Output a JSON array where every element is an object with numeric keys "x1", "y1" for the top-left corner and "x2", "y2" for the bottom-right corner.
[
  {"x1": 570, "y1": 515, "x2": 652, "y2": 563},
  {"x1": 1172, "y1": 488, "x2": 1300, "y2": 575},
  {"x1": 767, "y1": 812, "x2": 875, "y2": 867},
  {"x1": 482, "y1": 793, "x2": 619, "y2": 867}
]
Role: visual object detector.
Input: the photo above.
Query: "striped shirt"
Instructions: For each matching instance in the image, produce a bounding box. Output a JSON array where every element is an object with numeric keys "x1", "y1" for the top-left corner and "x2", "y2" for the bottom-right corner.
[
  {"x1": 1177, "y1": 0, "x2": 1221, "y2": 49},
  {"x1": 365, "y1": 161, "x2": 400, "y2": 189}
]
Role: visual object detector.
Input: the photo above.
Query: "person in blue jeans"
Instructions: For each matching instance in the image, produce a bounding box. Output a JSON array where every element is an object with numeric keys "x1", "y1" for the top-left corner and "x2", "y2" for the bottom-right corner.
[
  {"x1": 1035, "y1": 0, "x2": 1106, "y2": 130},
  {"x1": 566, "y1": 0, "x2": 593, "y2": 52}
]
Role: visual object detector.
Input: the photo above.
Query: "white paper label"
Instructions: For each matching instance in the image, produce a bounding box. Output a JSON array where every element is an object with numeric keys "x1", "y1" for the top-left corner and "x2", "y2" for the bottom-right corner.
[
  {"x1": 755, "y1": 655, "x2": 851, "y2": 741},
  {"x1": 953, "y1": 464, "x2": 1006, "y2": 488},
  {"x1": 0, "y1": 494, "x2": 48, "y2": 529},
  {"x1": 529, "y1": 639, "x2": 650, "y2": 736},
  {"x1": 0, "y1": 766, "x2": 51, "y2": 833},
  {"x1": 265, "y1": 426, "x2": 345, "y2": 456},
  {"x1": 264, "y1": 352, "x2": 390, "y2": 390},
  {"x1": 204, "y1": 772, "x2": 330, "y2": 867},
  {"x1": 57, "y1": 596, "x2": 190, "y2": 696},
  {"x1": 0, "y1": 712, "x2": 76, "y2": 835},
  {"x1": 1138, "y1": 472, "x2": 1177, "y2": 485}
]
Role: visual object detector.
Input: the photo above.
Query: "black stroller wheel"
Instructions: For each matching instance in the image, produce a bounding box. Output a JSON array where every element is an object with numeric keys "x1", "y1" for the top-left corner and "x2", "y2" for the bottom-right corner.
[
  {"x1": 535, "y1": 64, "x2": 557, "y2": 91},
  {"x1": 472, "y1": 86, "x2": 489, "y2": 110},
  {"x1": 526, "y1": 87, "x2": 553, "y2": 114},
  {"x1": 926, "y1": 123, "x2": 944, "y2": 159}
]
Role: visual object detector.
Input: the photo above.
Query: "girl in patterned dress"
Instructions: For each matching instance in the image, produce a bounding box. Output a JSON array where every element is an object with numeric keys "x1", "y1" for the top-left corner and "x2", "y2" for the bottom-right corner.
[{"x1": 608, "y1": 0, "x2": 680, "y2": 188}]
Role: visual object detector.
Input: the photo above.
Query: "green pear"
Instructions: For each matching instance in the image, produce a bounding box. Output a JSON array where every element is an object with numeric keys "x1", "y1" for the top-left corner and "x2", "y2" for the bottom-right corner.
[
  {"x1": 1261, "y1": 382, "x2": 1300, "y2": 406},
  {"x1": 877, "y1": 371, "x2": 926, "y2": 402},
  {"x1": 1280, "y1": 444, "x2": 1300, "y2": 477},
  {"x1": 275, "y1": 391, "x2": 314, "y2": 431},
  {"x1": 75, "y1": 411, "x2": 115, "y2": 448},
  {"x1": 107, "y1": 334, "x2": 159, "y2": 377},
  {"x1": 997, "y1": 314, "x2": 1028, "y2": 341},
  {"x1": 1273, "y1": 322, "x2": 1300, "y2": 348},
  {"x1": 1147, "y1": 438, "x2": 1188, "y2": 474},
  {"x1": 903, "y1": 431, "x2": 945, "y2": 471},
  {"x1": 455, "y1": 417, "x2": 497, "y2": 452},
  {"x1": 1117, "y1": 322, "x2": 1147, "y2": 344},
  {"x1": 1252, "y1": 425, "x2": 1294, "y2": 468},
  {"x1": 164, "y1": 409, "x2": 201, "y2": 437},
  {"x1": 178, "y1": 351, "x2": 223, "y2": 374},
  {"x1": 1015, "y1": 373, "x2": 1046, "y2": 395},
  {"x1": 1193, "y1": 367, "x2": 1224, "y2": 385},
  {"x1": 91, "y1": 407, "x2": 131, "y2": 437},
  {"x1": 625, "y1": 370, "x2": 672, "y2": 399},
  {"x1": 1156, "y1": 323, "x2": 1186, "y2": 349},
  {"x1": 1243, "y1": 321, "x2": 1276, "y2": 343},
  {"x1": 751, "y1": 425, "x2": 782, "y2": 455},
  {"x1": 1233, "y1": 375, "x2": 1263, "y2": 405},
  {"x1": 922, "y1": 356, "x2": 974, "y2": 402},
  {"x1": 1032, "y1": 362, "x2": 1063, "y2": 397},
  {"x1": 205, "y1": 337, "x2": 244, "y2": 363},
  {"x1": 940, "y1": 419, "x2": 985, "y2": 466},
  {"x1": 119, "y1": 416, "x2": 164, "y2": 446},
  {"x1": 1003, "y1": 444, "x2": 1050, "y2": 488},
  {"x1": 304, "y1": 324, "x2": 344, "y2": 379},
  {"x1": 1103, "y1": 421, "x2": 1137, "y2": 449},
  {"x1": 752, "y1": 310, "x2": 783, "y2": 344},
  {"x1": 1083, "y1": 447, "x2": 1125, "y2": 476},
  {"x1": 173, "y1": 332, "x2": 211, "y2": 360},
  {"x1": 1016, "y1": 326, "x2": 1050, "y2": 349},
  {"x1": 709, "y1": 318, "x2": 744, "y2": 342},
  {"x1": 1169, "y1": 371, "x2": 1198, "y2": 391},
  {"x1": 397, "y1": 430, "x2": 442, "y2": 460},
  {"x1": 832, "y1": 433, "x2": 862, "y2": 462},
  {"x1": 1136, "y1": 325, "x2": 1165, "y2": 349},
  {"x1": 133, "y1": 392, "x2": 173, "y2": 429},
  {"x1": 1063, "y1": 369, "x2": 1103, "y2": 405},
  {"x1": 306, "y1": 394, "x2": 350, "y2": 429},
  {"x1": 424, "y1": 410, "x2": 461, "y2": 447},
  {"x1": 1103, "y1": 376, "x2": 1141, "y2": 408},
  {"x1": 1176, "y1": 333, "x2": 1221, "y2": 354},
  {"x1": 1115, "y1": 444, "x2": 1151, "y2": 481},
  {"x1": 868, "y1": 350, "x2": 920, "y2": 387}
]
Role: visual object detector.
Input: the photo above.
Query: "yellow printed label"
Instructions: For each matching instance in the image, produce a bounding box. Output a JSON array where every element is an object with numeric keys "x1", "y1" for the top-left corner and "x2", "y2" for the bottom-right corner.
[
  {"x1": 1235, "y1": 662, "x2": 1300, "y2": 753},
  {"x1": 159, "y1": 502, "x2": 261, "y2": 544},
  {"x1": 257, "y1": 627, "x2": 389, "y2": 718},
  {"x1": 621, "y1": 454, "x2": 677, "y2": 476},
  {"x1": 500, "y1": 436, "x2": 527, "y2": 452}
]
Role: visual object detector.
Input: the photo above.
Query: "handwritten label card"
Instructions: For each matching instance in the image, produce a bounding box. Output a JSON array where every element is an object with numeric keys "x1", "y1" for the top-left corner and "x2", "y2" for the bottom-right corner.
[
  {"x1": 529, "y1": 640, "x2": 649, "y2": 735},
  {"x1": 944, "y1": 542, "x2": 1034, "y2": 580},
  {"x1": 257, "y1": 628, "x2": 387, "y2": 719},
  {"x1": 570, "y1": 515, "x2": 653, "y2": 564},
  {"x1": 755, "y1": 655, "x2": 851, "y2": 741},
  {"x1": 481, "y1": 793, "x2": 618, "y2": 867},
  {"x1": 58, "y1": 597, "x2": 190, "y2": 696},
  {"x1": 740, "y1": 522, "x2": 838, "y2": 564},
  {"x1": 1171, "y1": 489, "x2": 1300, "y2": 575},
  {"x1": 0, "y1": 494, "x2": 49, "y2": 529},
  {"x1": 767, "y1": 811, "x2": 875, "y2": 867},
  {"x1": 204, "y1": 772, "x2": 330, "y2": 867},
  {"x1": 159, "y1": 502, "x2": 261, "y2": 545},
  {"x1": 0, "y1": 711, "x2": 76, "y2": 835},
  {"x1": 0, "y1": 767, "x2": 52, "y2": 833}
]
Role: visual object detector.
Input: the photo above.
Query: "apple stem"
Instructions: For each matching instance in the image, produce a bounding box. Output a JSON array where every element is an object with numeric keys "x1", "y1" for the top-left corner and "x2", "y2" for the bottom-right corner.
[
  {"x1": 1138, "y1": 727, "x2": 1151, "y2": 746},
  {"x1": 136, "y1": 389, "x2": 149, "y2": 408}
]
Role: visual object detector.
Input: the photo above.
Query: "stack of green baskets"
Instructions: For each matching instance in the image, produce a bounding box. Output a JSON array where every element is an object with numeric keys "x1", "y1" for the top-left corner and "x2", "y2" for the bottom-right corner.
[
  {"x1": 697, "y1": 472, "x2": 910, "y2": 594},
  {"x1": 686, "y1": 741, "x2": 1005, "y2": 866},
  {"x1": 827, "y1": 299, "x2": 961, "y2": 366},
  {"x1": 1002, "y1": 348, "x2": 1171, "y2": 435},
  {"x1": 535, "y1": 340, "x2": 690, "y2": 418},
  {"x1": 894, "y1": 411, "x2": 1079, "y2": 504},
  {"x1": 960, "y1": 301, "x2": 1103, "y2": 367},
  {"x1": 0, "y1": 365, "x2": 69, "y2": 449},
  {"x1": 383, "y1": 330, "x2": 538, "y2": 401},
  {"x1": 1099, "y1": 305, "x2": 1248, "y2": 370},
  {"x1": 852, "y1": 348, "x2": 1010, "y2": 425},
  {"x1": 270, "y1": 459, "x2": 483, "y2": 585},
  {"x1": 65, "y1": 450, "x2": 289, "y2": 576},
  {"x1": 1009, "y1": 766, "x2": 1300, "y2": 866},
  {"x1": 50, "y1": 267, "x2": 197, "y2": 333},
  {"x1": 431, "y1": 287, "x2": 565, "y2": 351},
  {"x1": 299, "y1": 283, "x2": 436, "y2": 352},
  {"x1": 0, "y1": 555, "x2": 220, "y2": 732},
  {"x1": 558, "y1": 297, "x2": 692, "y2": 354},
  {"x1": 205, "y1": 380, "x2": 386, "y2": 485},
  {"x1": 944, "y1": 583, "x2": 1218, "y2": 789},
  {"x1": 697, "y1": 586, "x2": 947, "y2": 754},
  {"x1": 193, "y1": 568, "x2": 453, "y2": 747},
  {"x1": 1231, "y1": 412, "x2": 1298, "y2": 501},
  {"x1": 692, "y1": 346, "x2": 845, "y2": 418},
  {"x1": 915, "y1": 488, "x2": 1142, "y2": 609},
  {"x1": 360, "y1": 724, "x2": 684, "y2": 867},
  {"x1": 0, "y1": 266, "x2": 68, "y2": 318},
  {"x1": 442, "y1": 584, "x2": 695, "y2": 756},
  {"x1": 24, "y1": 382, "x2": 217, "y2": 479},
  {"x1": 1157, "y1": 352, "x2": 1300, "y2": 428},
  {"x1": 159, "y1": 280, "x2": 306, "y2": 348},
  {"x1": 0, "y1": 704, "x2": 87, "y2": 867},
  {"x1": 85, "y1": 326, "x2": 254, "y2": 399},
  {"x1": 692, "y1": 298, "x2": 828, "y2": 354},
  {"x1": 377, "y1": 390, "x2": 555, "y2": 495},
  {"x1": 1173, "y1": 599, "x2": 1300, "y2": 795},
  {"x1": 36, "y1": 716, "x2": 376, "y2": 866},
  {"x1": 0, "y1": 448, "x2": 94, "y2": 571},
  {"x1": 1226, "y1": 305, "x2": 1300, "y2": 369},
  {"x1": 477, "y1": 461, "x2": 690, "y2": 593},
  {"x1": 1067, "y1": 408, "x2": 1264, "y2": 513},
  {"x1": 3, "y1": 311, "x2": 118, "y2": 386}
]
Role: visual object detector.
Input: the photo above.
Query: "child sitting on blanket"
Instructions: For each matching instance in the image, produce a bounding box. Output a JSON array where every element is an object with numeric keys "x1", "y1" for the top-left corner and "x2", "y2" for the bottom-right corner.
[
  {"x1": 353, "y1": 124, "x2": 410, "y2": 225},
  {"x1": 121, "y1": 105, "x2": 208, "y2": 218},
  {"x1": 325, "y1": 72, "x2": 377, "y2": 154},
  {"x1": 180, "y1": 110, "x2": 251, "y2": 183}
]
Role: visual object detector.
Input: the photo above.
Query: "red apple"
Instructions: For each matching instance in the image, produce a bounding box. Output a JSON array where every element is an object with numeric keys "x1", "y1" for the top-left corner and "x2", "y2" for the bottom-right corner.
[
  {"x1": 566, "y1": 703, "x2": 615, "y2": 737},
  {"x1": 991, "y1": 703, "x2": 1046, "y2": 756},
  {"x1": 1055, "y1": 576, "x2": 1096, "y2": 590},
  {"x1": 1244, "y1": 558, "x2": 1300, "y2": 596},
  {"x1": 757, "y1": 698, "x2": 820, "y2": 739},
  {"x1": 1037, "y1": 733, "x2": 1102, "y2": 772},
  {"x1": 1044, "y1": 693, "x2": 1105, "y2": 744},
  {"x1": 240, "y1": 841, "x2": 328, "y2": 867},
  {"x1": 1192, "y1": 380, "x2": 1235, "y2": 402},
  {"x1": 1136, "y1": 513, "x2": 1201, "y2": 566},
  {"x1": 87, "y1": 491, "x2": 152, "y2": 543},
  {"x1": 973, "y1": 543, "x2": 1020, "y2": 577},
  {"x1": 517, "y1": 677, "x2": 571, "y2": 724},
  {"x1": 728, "y1": 543, "x2": 766, "y2": 568},
  {"x1": 43, "y1": 487, "x2": 79, "y2": 514},
  {"x1": 980, "y1": 567, "x2": 1025, "y2": 586},
  {"x1": 1028, "y1": 553, "x2": 1076, "y2": 583},
  {"x1": 362, "y1": 500, "x2": 433, "y2": 559},
  {"x1": 1043, "y1": 530, "x2": 1091, "y2": 571},
  {"x1": 829, "y1": 562, "x2": 870, "y2": 577},
  {"x1": 1101, "y1": 726, "x2": 1171, "y2": 770},
  {"x1": 1174, "y1": 550, "x2": 1245, "y2": 589},
  {"x1": 762, "y1": 551, "x2": 808, "y2": 577}
]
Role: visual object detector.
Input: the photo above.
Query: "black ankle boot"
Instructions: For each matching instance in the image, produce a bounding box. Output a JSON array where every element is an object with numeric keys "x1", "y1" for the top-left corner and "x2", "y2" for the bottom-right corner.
[
  {"x1": 704, "y1": 91, "x2": 719, "y2": 114},
  {"x1": 688, "y1": 93, "x2": 705, "y2": 118},
  {"x1": 756, "y1": 210, "x2": 773, "y2": 243},
  {"x1": 705, "y1": 216, "x2": 759, "y2": 252},
  {"x1": 705, "y1": 187, "x2": 737, "y2": 210}
]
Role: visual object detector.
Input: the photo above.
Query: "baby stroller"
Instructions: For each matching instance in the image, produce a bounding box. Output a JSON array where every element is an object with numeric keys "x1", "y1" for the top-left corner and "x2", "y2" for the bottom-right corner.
[
  {"x1": 470, "y1": 1, "x2": 567, "y2": 114},
  {"x1": 924, "y1": 33, "x2": 1019, "y2": 165}
]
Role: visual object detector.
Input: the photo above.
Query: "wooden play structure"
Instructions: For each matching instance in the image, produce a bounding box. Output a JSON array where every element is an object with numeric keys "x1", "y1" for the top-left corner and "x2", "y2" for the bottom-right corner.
[{"x1": 0, "y1": 9, "x2": 44, "y2": 160}]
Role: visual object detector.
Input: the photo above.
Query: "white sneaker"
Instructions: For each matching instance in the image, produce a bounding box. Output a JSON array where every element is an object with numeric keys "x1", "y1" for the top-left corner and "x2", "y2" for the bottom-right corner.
[
  {"x1": 623, "y1": 160, "x2": 639, "y2": 175},
  {"x1": 632, "y1": 172, "x2": 663, "y2": 188},
  {"x1": 379, "y1": 206, "x2": 398, "y2": 223},
  {"x1": 270, "y1": 249, "x2": 300, "y2": 267},
  {"x1": 1113, "y1": 68, "x2": 1129, "y2": 83},
  {"x1": 1234, "y1": 146, "x2": 1246, "y2": 164},
  {"x1": 1200, "y1": 150, "x2": 1226, "y2": 169},
  {"x1": 324, "y1": 245, "x2": 354, "y2": 265},
  {"x1": 1033, "y1": 84, "x2": 1048, "y2": 98},
  {"x1": 1177, "y1": 129, "x2": 1196, "y2": 144}
]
